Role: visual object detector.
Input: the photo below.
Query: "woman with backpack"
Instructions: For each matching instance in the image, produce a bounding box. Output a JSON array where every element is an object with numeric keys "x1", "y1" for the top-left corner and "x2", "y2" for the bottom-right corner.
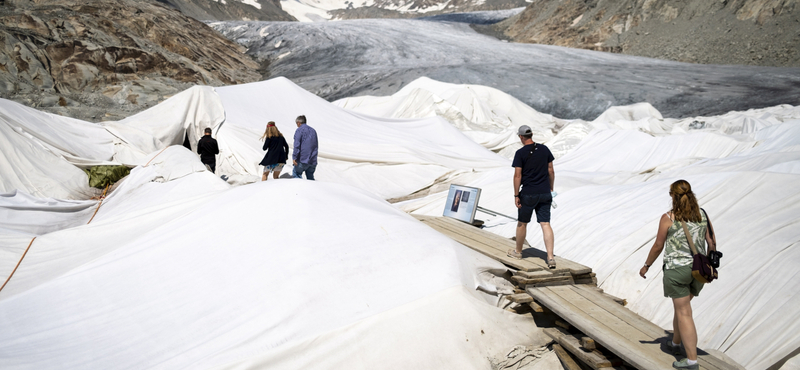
[
  {"x1": 639, "y1": 179, "x2": 717, "y2": 370},
  {"x1": 259, "y1": 121, "x2": 289, "y2": 181}
]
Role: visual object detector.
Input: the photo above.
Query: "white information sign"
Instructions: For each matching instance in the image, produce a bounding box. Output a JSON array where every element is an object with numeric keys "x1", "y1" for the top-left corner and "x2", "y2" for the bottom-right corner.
[{"x1": 442, "y1": 184, "x2": 482, "y2": 224}]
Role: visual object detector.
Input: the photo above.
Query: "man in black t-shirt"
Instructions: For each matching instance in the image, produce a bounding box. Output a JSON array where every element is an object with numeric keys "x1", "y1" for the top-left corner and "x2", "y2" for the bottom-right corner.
[
  {"x1": 197, "y1": 127, "x2": 219, "y2": 173},
  {"x1": 509, "y1": 125, "x2": 556, "y2": 268}
]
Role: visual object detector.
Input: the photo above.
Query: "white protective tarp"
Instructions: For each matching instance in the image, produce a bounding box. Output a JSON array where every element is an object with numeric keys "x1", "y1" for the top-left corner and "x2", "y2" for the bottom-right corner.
[
  {"x1": 0, "y1": 102, "x2": 103, "y2": 199},
  {"x1": 334, "y1": 77, "x2": 569, "y2": 159},
  {"x1": 0, "y1": 78, "x2": 557, "y2": 370},
  {"x1": 105, "y1": 85, "x2": 227, "y2": 165},
  {"x1": 1, "y1": 75, "x2": 799, "y2": 369},
  {"x1": 0, "y1": 159, "x2": 547, "y2": 369},
  {"x1": 371, "y1": 79, "x2": 800, "y2": 370},
  {"x1": 212, "y1": 77, "x2": 509, "y2": 198}
]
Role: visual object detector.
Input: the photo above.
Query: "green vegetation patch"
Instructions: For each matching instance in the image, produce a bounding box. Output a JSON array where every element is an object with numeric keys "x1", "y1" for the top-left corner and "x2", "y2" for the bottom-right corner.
[{"x1": 84, "y1": 165, "x2": 131, "y2": 188}]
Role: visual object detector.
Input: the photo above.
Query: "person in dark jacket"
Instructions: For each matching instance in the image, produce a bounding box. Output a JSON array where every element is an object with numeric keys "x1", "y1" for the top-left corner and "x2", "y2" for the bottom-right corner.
[
  {"x1": 197, "y1": 127, "x2": 219, "y2": 173},
  {"x1": 259, "y1": 121, "x2": 289, "y2": 181}
]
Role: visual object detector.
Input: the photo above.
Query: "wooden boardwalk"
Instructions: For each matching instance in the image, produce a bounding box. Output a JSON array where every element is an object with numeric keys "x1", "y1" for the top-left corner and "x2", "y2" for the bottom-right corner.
[
  {"x1": 414, "y1": 215, "x2": 591, "y2": 276},
  {"x1": 529, "y1": 285, "x2": 734, "y2": 370},
  {"x1": 415, "y1": 215, "x2": 740, "y2": 370}
]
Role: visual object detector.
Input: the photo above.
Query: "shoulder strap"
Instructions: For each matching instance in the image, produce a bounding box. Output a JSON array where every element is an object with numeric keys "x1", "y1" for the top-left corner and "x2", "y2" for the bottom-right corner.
[
  {"x1": 701, "y1": 208, "x2": 715, "y2": 240},
  {"x1": 680, "y1": 221, "x2": 699, "y2": 256}
]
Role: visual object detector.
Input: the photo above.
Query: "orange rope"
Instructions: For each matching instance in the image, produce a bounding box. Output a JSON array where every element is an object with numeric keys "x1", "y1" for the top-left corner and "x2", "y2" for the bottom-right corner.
[
  {"x1": 144, "y1": 147, "x2": 169, "y2": 167},
  {"x1": 0, "y1": 148, "x2": 167, "y2": 293},
  {"x1": 0, "y1": 237, "x2": 36, "y2": 293},
  {"x1": 86, "y1": 184, "x2": 110, "y2": 225}
]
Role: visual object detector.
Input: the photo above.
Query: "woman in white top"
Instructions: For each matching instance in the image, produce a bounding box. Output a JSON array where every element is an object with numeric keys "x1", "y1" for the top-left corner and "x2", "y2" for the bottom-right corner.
[{"x1": 639, "y1": 180, "x2": 717, "y2": 370}]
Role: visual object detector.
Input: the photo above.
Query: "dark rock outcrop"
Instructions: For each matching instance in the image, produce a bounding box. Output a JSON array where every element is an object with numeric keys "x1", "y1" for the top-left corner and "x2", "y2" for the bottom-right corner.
[
  {"x1": 497, "y1": 0, "x2": 800, "y2": 67},
  {"x1": 0, "y1": 0, "x2": 261, "y2": 121}
]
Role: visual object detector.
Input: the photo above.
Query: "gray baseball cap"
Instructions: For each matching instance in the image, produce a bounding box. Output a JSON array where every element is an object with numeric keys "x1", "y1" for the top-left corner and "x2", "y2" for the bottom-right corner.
[{"x1": 518, "y1": 125, "x2": 532, "y2": 136}]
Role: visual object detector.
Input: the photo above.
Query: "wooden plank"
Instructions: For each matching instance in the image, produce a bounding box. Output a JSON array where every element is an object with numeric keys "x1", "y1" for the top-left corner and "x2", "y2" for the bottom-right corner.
[
  {"x1": 570, "y1": 285, "x2": 663, "y2": 338},
  {"x1": 530, "y1": 286, "x2": 674, "y2": 370},
  {"x1": 544, "y1": 326, "x2": 568, "y2": 340},
  {"x1": 424, "y1": 218, "x2": 519, "y2": 252},
  {"x1": 420, "y1": 221, "x2": 540, "y2": 271},
  {"x1": 424, "y1": 217, "x2": 591, "y2": 275},
  {"x1": 548, "y1": 286, "x2": 667, "y2": 355},
  {"x1": 431, "y1": 217, "x2": 592, "y2": 274},
  {"x1": 513, "y1": 270, "x2": 551, "y2": 278},
  {"x1": 525, "y1": 275, "x2": 575, "y2": 288},
  {"x1": 511, "y1": 275, "x2": 572, "y2": 285},
  {"x1": 419, "y1": 218, "x2": 542, "y2": 271},
  {"x1": 528, "y1": 300, "x2": 545, "y2": 313},
  {"x1": 569, "y1": 286, "x2": 731, "y2": 370},
  {"x1": 582, "y1": 337, "x2": 596, "y2": 351},
  {"x1": 435, "y1": 217, "x2": 520, "y2": 246},
  {"x1": 698, "y1": 355, "x2": 737, "y2": 370},
  {"x1": 574, "y1": 276, "x2": 598, "y2": 285},
  {"x1": 552, "y1": 343, "x2": 583, "y2": 370},
  {"x1": 545, "y1": 328, "x2": 615, "y2": 369},
  {"x1": 413, "y1": 215, "x2": 437, "y2": 222},
  {"x1": 506, "y1": 293, "x2": 533, "y2": 303},
  {"x1": 600, "y1": 293, "x2": 627, "y2": 307}
]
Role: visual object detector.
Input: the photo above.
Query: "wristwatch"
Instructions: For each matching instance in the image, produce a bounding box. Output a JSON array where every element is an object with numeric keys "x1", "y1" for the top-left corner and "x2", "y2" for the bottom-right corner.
[
  {"x1": 514, "y1": 194, "x2": 519, "y2": 198},
  {"x1": 644, "y1": 263, "x2": 651, "y2": 268}
]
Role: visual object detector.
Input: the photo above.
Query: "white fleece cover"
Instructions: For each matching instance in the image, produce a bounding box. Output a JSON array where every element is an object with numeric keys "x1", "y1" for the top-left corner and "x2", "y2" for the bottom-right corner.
[
  {"x1": 1, "y1": 75, "x2": 799, "y2": 369},
  {"x1": 374, "y1": 80, "x2": 800, "y2": 370},
  {"x1": 0, "y1": 161, "x2": 545, "y2": 369}
]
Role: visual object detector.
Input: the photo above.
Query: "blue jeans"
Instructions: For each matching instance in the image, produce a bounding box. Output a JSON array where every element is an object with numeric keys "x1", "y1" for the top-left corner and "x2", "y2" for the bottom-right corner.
[{"x1": 293, "y1": 162, "x2": 316, "y2": 180}]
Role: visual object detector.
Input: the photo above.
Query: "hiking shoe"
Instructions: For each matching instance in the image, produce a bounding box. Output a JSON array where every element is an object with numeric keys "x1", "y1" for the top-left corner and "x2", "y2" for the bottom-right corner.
[
  {"x1": 547, "y1": 258, "x2": 556, "y2": 269},
  {"x1": 507, "y1": 249, "x2": 522, "y2": 260},
  {"x1": 663, "y1": 340, "x2": 682, "y2": 356},
  {"x1": 673, "y1": 358, "x2": 699, "y2": 369}
]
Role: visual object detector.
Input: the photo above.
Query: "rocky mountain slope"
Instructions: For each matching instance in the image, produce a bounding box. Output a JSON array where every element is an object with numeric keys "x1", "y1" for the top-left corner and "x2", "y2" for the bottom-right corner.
[
  {"x1": 156, "y1": 0, "x2": 295, "y2": 21},
  {"x1": 496, "y1": 0, "x2": 799, "y2": 67},
  {"x1": 0, "y1": 0, "x2": 261, "y2": 121}
]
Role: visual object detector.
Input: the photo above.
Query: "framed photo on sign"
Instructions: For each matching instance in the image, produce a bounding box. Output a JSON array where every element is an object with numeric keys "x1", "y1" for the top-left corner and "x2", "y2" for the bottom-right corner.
[{"x1": 443, "y1": 184, "x2": 482, "y2": 224}]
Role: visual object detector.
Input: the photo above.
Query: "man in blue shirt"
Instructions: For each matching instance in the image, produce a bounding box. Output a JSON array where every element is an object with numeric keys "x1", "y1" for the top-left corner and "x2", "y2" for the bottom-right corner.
[
  {"x1": 508, "y1": 125, "x2": 556, "y2": 268},
  {"x1": 292, "y1": 115, "x2": 318, "y2": 180}
]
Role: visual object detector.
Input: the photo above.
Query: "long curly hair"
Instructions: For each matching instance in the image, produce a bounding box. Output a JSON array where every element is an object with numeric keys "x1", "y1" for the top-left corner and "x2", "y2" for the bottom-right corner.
[
  {"x1": 670, "y1": 180, "x2": 701, "y2": 223},
  {"x1": 259, "y1": 121, "x2": 282, "y2": 141}
]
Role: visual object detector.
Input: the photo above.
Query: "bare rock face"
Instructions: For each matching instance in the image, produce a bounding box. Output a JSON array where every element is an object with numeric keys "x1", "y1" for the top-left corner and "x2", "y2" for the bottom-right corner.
[
  {"x1": 156, "y1": 0, "x2": 295, "y2": 21},
  {"x1": 0, "y1": 0, "x2": 261, "y2": 121},
  {"x1": 497, "y1": 0, "x2": 800, "y2": 67}
]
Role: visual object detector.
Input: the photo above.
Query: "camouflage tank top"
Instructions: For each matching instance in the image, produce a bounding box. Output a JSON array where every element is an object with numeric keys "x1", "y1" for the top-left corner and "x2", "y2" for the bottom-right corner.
[{"x1": 664, "y1": 211, "x2": 708, "y2": 270}]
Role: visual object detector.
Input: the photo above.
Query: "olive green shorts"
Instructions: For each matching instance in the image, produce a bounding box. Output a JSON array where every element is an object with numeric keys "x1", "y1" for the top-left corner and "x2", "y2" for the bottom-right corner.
[{"x1": 663, "y1": 265, "x2": 704, "y2": 298}]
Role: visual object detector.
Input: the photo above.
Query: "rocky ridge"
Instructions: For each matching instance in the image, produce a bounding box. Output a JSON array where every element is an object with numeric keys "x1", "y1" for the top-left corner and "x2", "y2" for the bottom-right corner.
[
  {"x1": 496, "y1": 0, "x2": 800, "y2": 67},
  {"x1": 0, "y1": 0, "x2": 261, "y2": 121},
  {"x1": 156, "y1": 0, "x2": 295, "y2": 21}
]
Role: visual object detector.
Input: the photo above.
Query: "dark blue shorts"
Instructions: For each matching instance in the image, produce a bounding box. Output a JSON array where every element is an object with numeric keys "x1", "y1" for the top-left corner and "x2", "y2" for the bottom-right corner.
[{"x1": 518, "y1": 193, "x2": 552, "y2": 223}]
